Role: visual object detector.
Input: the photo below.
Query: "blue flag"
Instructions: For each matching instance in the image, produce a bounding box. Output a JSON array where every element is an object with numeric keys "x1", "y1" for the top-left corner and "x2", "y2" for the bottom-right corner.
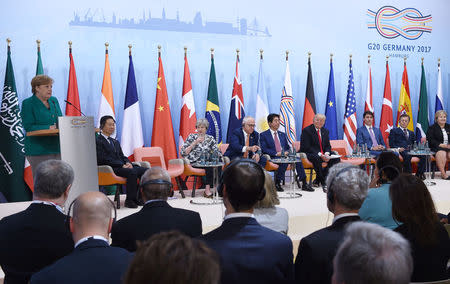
[
  {"x1": 325, "y1": 59, "x2": 338, "y2": 140},
  {"x1": 226, "y1": 55, "x2": 245, "y2": 142}
]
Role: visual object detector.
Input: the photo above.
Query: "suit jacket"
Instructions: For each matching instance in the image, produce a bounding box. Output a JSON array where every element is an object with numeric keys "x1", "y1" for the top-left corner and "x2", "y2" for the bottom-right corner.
[
  {"x1": 0, "y1": 203, "x2": 74, "y2": 284},
  {"x1": 96, "y1": 134, "x2": 129, "y2": 168},
  {"x1": 201, "y1": 217, "x2": 294, "y2": 284},
  {"x1": 224, "y1": 128, "x2": 261, "y2": 160},
  {"x1": 426, "y1": 123, "x2": 450, "y2": 152},
  {"x1": 356, "y1": 125, "x2": 386, "y2": 149},
  {"x1": 388, "y1": 127, "x2": 415, "y2": 149},
  {"x1": 30, "y1": 239, "x2": 132, "y2": 284},
  {"x1": 294, "y1": 215, "x2": 361, "y2": 284},
  {"x1": 300, "y1": 124, "x2": 332, "y2": 154},
  {"x1": 111, "y1": 200, "x2": 202, "y2": 252},
  {"x1": 260, "y1": 129, "x2": 289, "y2": 157}
]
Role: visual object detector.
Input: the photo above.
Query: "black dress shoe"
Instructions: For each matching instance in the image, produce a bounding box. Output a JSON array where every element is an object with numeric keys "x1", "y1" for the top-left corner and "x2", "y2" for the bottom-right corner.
[
  {"x1": 302, "y1": 182, "x2": 315, "y2": 192},
  {"x1": 312, "y1": 179, "x2": 321, "y2": 188},
  {"x1": 322, "y1": 184, "x2": 328, "y2": 193},
  {"x1": 275, "y1": 182, "x2": 284, "y2": 192},
  {"x1": 295, "y1": 178, "x2": 302, "y2": 189},
  {"x1": 124, "y1": 200, "x2": 138, "y2": 209},
  {"x1": 415, "y1": 173, "x2": 426, "y2": 180}
]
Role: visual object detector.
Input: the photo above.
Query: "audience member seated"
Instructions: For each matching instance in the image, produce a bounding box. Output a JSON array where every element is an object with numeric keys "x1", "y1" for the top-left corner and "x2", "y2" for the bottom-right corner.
[
  {"x1": 181, "y1": 118, "x2": 223, "y2": 198},
  {"x1": 96, "y1": 115, "x2": 147, "y2": 208},
  {"x1": 300, "y1": 113, "x2": 340, "y2": 190},
  {"x1": 201, "y1": 159, "x2": 294, "y2": 284},
  {"x1": 260, "y1": 113, "x2": 313, "y2": 192},
  {"x1": 124, "y1": 231, "x2": 220, "y2": 284},
  {"x1": 111, "y1": 167, "x2": 202, "y2": 252},
  {"x1": 254, "y1": 171, "x2": 289, "y2": 234},
  {"x1": 426, "y1": 110, "x2": 450, "y2": 179},
  {"x1": 31, "y1": 192, "x2": 132, "y2": 284},
  {"x1": 295, "y1": 163, "x2": 369, "y2": 284},
  {"x1": 390, "y1": 174, "x2": 450, "y2": 282},
  {"x1": 388, "y1": 113, "x2": 426, "y2": 178},
  {"x1": 356, "y1": 110, "x2": 386, "y2": 157},
  {"x1": 224, "y1": 116, "x2": 266, "y2": 167},
  {"x1": 332, "y1": 222, "x2": 413, "y2": 284},
  {"x1": 0, "y1": 160, "x2": 74, "y2": 284},
  {"x1": 359, "y1": 151, "x2": 401, "y2": 229}
]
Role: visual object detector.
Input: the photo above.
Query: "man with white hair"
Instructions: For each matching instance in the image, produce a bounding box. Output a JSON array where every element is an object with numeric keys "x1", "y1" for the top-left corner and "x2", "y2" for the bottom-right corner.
[
  {"x1": 294, "y1": 163, "x2": 369, "y2": 284},
  {"x1": 332, "y1": 221, "x2": 413, "y2": 284}
]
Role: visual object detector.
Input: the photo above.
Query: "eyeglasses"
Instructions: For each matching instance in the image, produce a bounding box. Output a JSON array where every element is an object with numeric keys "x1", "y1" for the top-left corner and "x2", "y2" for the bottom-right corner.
[{"x1": 246, "y1": 124, "x2": 256, "y2": 127}]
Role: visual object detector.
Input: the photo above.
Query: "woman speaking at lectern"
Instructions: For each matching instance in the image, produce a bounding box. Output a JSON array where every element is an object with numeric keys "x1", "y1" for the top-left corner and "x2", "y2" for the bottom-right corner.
[{"x1": 21, "y1": 75, "x2": 62, "y2": 173}]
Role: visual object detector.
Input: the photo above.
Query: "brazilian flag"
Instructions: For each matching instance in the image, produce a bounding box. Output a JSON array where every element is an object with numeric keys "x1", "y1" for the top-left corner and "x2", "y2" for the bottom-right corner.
[
  {"x1": 0, "y1": 45, "x2": 32, "y2": 201},
  {"x1": 205, "y1": 56, "x2": 222, "y2": 144}
]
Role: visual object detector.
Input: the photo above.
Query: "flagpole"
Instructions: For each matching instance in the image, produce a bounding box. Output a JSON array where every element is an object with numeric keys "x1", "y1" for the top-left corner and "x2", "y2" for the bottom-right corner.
[
  {"x1": 286, "y1": 50, "x2": 289, "y2": 61},
  {"x1": 421, "y1": 57, "x2": 424, "y2": 65},
  {"x1": 184, "y1": 46, "x2": 187, "y2": 58},
  {"x1": 210, "y1": 48, "x2": 214, "y2": 60},
  {"x1": 438, "y1": 58, "x2": 440, "y2": 67},
  {"x1": 236, "y1": 48, "x2": 239, "y2": 61},
  {"x1": 105, "y1": 42, "x2": 109, "y2": 55},
  {"x1": 128, "y1": 44, "x2": 132, "y2": 56},
  {"x1": 330, "y1": 53, "x2": 333, "y2": 63},
  {"x1": 404, "y1": 56, "x2": 407, "y2": 66},
  {"x1": 349, "y1": 54, "x2": 352, "y2": 64},
  {"x1": 68, "y1": 41, "x2": 72, "y2": 55},
  {"x1": 36, "y1": 39, "x2": 40, "y2": 53},
  {"x1": 308, "y1": 51, "x2": 311, "y2": 63},
  {"x1": 260, "y1": 49, "x2": 263, "y2": 60},
  {"x1": 158, "y1": 44, "x2": 161, "y2": 58}
]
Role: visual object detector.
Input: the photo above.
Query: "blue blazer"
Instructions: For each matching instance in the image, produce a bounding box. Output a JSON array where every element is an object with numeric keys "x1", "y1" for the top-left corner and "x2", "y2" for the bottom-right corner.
[
  {"x1": 31, "y1": 239, "x2": 132, "y2": 284},
  {"x1": 201, "y1": 217, "x2": 294, "y2": 284},
  {"x1": 388, "y1": 127, "x2": 415, "y2": 149},
  {"x1": 260, "y1": 129, "x2": 289, "y2": 158},
  {"x1": 224, "y1": 128, "x2": 261, "y2": 160},
  {"x1": 356, "y1": 126, "x2": 386, "y2": 149}
]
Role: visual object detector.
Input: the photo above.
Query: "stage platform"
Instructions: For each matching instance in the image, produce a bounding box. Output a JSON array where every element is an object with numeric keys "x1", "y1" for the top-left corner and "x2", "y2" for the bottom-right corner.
[{"x1": 0, "y1": 176, "x2": 449, "y2": 281}]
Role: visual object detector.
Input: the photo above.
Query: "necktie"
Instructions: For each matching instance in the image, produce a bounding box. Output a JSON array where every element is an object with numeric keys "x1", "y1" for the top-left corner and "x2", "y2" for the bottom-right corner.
[
  {"x1": 244, "y1": 133, "x2": 250, "y2": 158},
  {"x1": 317, "y1": 129, "x2": 323, "y2": 154},
  {"x1": 274, "y1": 132, "x2": 282, "y2": 153},
  {"x1": 108, "y1": 137, "x2": 116, "y2": 152},
  {"x1": 369, "y1": 127, "x2": 378, "y2": 147},
  {"x1": 403, "y1": 128, "x2": 408, "y2": 138}
]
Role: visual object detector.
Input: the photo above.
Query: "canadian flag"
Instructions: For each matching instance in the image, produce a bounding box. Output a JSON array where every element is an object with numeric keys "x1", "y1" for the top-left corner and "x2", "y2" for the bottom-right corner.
[{"x1": 179, "y1": 50, "x2": 197, "y2": 147}]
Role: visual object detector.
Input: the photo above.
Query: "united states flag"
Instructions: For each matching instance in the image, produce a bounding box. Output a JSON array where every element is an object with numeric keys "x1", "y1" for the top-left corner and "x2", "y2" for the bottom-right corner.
[{"x1": 343, "y1": 58, "x2": 357, "y2": 152}]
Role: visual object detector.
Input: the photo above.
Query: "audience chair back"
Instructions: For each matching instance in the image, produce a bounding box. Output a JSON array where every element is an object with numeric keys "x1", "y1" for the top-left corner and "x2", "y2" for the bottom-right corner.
[{"x1": 97, "y1": 165, "x2": 126, "y2": 209}]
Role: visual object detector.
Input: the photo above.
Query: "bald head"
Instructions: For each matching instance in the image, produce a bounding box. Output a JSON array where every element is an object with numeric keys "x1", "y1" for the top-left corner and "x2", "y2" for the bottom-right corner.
[
  {"x1": 71, "y1": 191, "x2": 114, "y2": 239},
  {"x1": 140, "y1": 167, "x2": 172, "y2": 201}
]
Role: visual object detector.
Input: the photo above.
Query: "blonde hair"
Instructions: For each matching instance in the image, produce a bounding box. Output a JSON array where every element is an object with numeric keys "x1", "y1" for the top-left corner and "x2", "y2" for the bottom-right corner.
[
  {"x1": 434, "y1": 110, "x2": 447, "y2": 122},
  {"x1": 31, "y1": 75, "x2": 53, "y2": 94},
  {"x1": 254, "y1": 171, "x2": 280, "y2": 208}
]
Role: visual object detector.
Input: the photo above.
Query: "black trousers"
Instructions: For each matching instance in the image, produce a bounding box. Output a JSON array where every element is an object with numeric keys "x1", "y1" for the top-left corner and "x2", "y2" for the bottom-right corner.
[
  {"x1": 306, "y1": 153, "x2": 340, "y2": 183},
  {"x1": 114, "y1": 165, "x2": 148, "y2": 201},
  {"x1": 399, "y1": 152, "x2": 426, "y2": 174},
  {"x1": 195, "y1": 166, "x2": 222, "y2": 187}
]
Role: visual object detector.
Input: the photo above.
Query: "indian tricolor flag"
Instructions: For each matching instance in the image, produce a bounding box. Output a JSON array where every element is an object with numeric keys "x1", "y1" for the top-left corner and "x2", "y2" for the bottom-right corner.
[{"x1": 97, "y1": 43, "x2": 116, "y2": 136}]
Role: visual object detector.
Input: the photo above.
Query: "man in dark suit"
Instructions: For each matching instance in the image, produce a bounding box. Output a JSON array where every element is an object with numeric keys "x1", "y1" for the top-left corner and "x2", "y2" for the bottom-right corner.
[
  {"x1": 0, "y1": 160, "x2": 74, "y2": 284},
  {"x1": 295, "y1": 163, "x2": 369, "y2": 284},
  {"x1": 300, "y1": 114, "x2": 340, "y2": 189},
  {"x1": 96, "y1": 115, "x2": 147, "y2": 208},
  {"x1": 388, "y1": 113, "x2": 425, "y2": 178},
  {"x1": 356, "y1": 111, "x2": 386, "y2": 157},
  {"x1": 224, "y1": 116, "x2": 267, "y2": 167},
  {"x1": 111, "y1": 167, "x2": 202, "y2": 252},
  {"x1": 31, "y1": 191, "x2": 132, "y2": 284},
  {"x1": 201, "y1": 159, "x2": 294, "y2": 284},
  {"x1": 260, "y1": 113, "x2": 313, "y2": 192}
]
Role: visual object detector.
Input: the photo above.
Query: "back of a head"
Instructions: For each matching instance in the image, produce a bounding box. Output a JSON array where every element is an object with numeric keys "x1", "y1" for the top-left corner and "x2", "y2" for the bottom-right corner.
[
  {"x1": 34, "y1": 160, "x2": 74, "y2": 199},
  {"x1": 326, "y1": 163, "x2": 369, "y2": 210},
  {"x1": 376, "y1": 152, "x2": 402, "y2": 182},
  {"x1": 140, "y1": 167, "x2": 171, "y2": 201},
  {"x1": 223, "y1": 159, "x2": 265, "y2": 212},
  {"x1": 71, "y1": 191, "x2": 114, "y2": 234},
  {"x1": 254, "y1": 171, "x2": 280, "y2": 209},
  {"x1": 390, "y1": 174, "x2": 439, "y2": 245},
  {"x1": 124, "y1": 231, "x2": 220, "y2": 284},
  {"x1": 333, "y1": 222, "x2": 412, "y2": 284}
]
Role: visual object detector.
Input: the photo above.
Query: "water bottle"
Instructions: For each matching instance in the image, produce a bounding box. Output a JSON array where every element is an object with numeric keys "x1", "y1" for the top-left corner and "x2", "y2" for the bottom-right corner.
[
  {"x1": 413, "y1": 141, "x2": 418, "y2": 152},
  {"x1": 352, "y1": 144, "x2": 357, "y2": 156}
]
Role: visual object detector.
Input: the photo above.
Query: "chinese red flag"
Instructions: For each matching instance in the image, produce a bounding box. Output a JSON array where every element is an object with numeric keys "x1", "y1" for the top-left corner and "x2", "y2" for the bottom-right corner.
[
  {"x1": 65, "y1": 47, "x2": 81, "y2": 116},
  {"x1": 151, "y1": 55, "x2": 177, "y2": 166}
]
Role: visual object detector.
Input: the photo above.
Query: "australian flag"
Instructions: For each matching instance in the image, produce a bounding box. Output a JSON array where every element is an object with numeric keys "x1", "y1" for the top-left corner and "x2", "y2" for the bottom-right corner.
[{"x1": 226, "y1": 55, "x2": 245, "y2": 142}]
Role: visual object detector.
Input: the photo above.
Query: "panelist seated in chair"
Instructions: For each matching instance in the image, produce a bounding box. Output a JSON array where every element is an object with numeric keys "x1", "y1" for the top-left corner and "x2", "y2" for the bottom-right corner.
[
  {"x1": 356, "y1": 111, "x2": 386, "y2": 157},
  {"x1": 388, "y1": 113, "x2": 426, "y2": 179},
  {"x1": 426, "y1": 110, "x2": 450, "y2": 180},
  {"x1": 300, "y1": 114, "x2": 340, "y2": 190},
  {"x1": 224, "y1": 116, "x2": 266, "y2": 167},
  {"x1": 181, "y1": 118, "x2": 222, "y2": 198},
  {"x1": 96, "y1": 115, "x2": 147, "y2": 209},
  {"x1": 260, "y1": 113, "x2": 313, "y2": 192}
]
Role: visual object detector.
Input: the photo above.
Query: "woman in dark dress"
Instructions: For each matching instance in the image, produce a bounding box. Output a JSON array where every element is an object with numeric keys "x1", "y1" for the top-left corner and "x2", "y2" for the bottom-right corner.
[
  {"x1": 426, "y1": 110, "x2": 450, "y2": 179},
  {"x1": 390, "y1": 174, "x2": 450, "y2": 282}
]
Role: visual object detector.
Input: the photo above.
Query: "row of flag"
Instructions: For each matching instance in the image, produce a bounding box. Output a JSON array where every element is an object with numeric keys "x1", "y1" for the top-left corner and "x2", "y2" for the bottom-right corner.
[{"x1": 0, "y1": 41, "x2": 446, "y2": 202}]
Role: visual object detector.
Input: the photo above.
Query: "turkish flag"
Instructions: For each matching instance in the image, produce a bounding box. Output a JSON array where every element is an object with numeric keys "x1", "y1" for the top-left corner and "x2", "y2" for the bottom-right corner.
[{"x1": 379, "y1": 61, "x2": 393, "y2": 145}]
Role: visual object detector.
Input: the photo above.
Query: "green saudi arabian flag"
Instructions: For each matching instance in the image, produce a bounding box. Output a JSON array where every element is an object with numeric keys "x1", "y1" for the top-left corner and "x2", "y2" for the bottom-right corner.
[
  {"x1": 415, "y1": 62, "x2": 429, "y2": 142},
  {"x1": 0, "y1": 46, "x2": 31, "y2": 201}
]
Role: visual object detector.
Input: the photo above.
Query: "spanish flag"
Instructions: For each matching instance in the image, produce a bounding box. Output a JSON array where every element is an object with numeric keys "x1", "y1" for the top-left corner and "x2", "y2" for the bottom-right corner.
[{"x1": 396, "y1": 61, "x2": 414, "y2": 131}]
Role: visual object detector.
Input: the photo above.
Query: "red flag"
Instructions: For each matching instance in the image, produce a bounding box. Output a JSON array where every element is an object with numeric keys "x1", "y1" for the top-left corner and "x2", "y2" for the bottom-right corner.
[
  {"x1": 65, "y1": 46, "x2": 81, "y2": 116},
  {"x1": 151, "y1": 54, "x2": 177, "y2": 166},
  {"x1": 365, "y1": 60, "x2": 374, "y2": 126},
  {"x1": 179, "y1": 50, "x2": 197, "y2": 147},
  {"x1": 302, "y1": 56, "x2": 316, "y2": 129},
  {"x1": 379, "y1": 60, "x2": 393, "y2": 145}
]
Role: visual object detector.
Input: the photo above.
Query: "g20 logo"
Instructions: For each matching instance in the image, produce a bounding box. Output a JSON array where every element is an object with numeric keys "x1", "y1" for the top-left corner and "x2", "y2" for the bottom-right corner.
[{"x1": 367, "y1": 6, "x2": 432, "y2": 40}]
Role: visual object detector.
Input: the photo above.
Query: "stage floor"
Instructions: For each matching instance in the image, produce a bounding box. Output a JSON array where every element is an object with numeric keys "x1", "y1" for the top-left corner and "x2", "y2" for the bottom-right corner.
[{"x1": 0, "y1": 175, "x2": 449, "y2": 281}]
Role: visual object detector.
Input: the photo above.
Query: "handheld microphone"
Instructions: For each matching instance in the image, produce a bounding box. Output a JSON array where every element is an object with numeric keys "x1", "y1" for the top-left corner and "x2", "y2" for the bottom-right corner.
[{"x1": 64, "y1": 99, "x2": 86, "y2": 116}]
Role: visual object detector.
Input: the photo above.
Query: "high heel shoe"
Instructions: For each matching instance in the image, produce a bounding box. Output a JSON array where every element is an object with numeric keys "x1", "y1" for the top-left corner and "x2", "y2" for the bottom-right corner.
[{"x1": 203, "y1": 192, "x2": 213, "y2": 198}]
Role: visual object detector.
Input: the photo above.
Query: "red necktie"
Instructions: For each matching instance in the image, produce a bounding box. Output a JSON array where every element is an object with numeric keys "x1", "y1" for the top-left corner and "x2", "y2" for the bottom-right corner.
[
  {"x1": 317, "y1": 129, "x2": 323, "y2": 154},
  {"x1": 274, "y1": 132, "x2": 282, "y2": 153}
]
